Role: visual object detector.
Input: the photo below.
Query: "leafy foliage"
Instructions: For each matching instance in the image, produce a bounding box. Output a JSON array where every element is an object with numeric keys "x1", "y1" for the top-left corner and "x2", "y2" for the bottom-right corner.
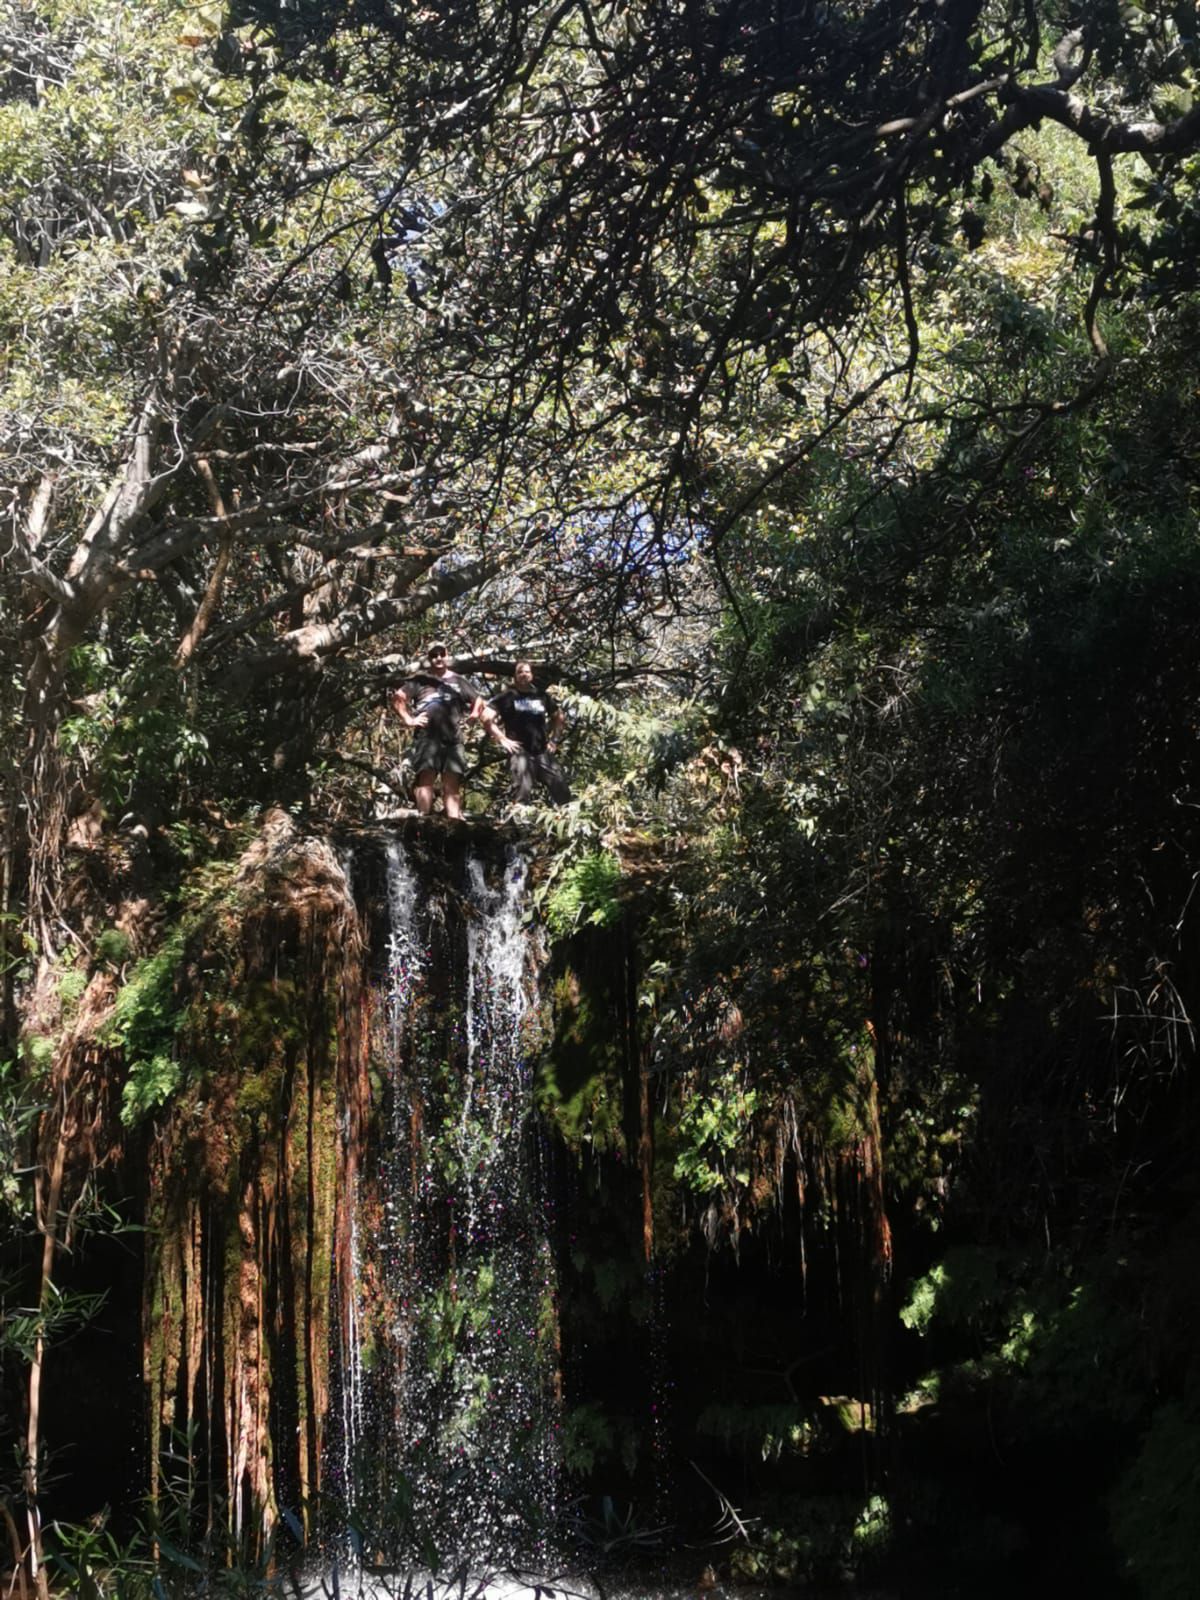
[
  {"x1": 106, "y1": 927, "x2": 188, "y2": 1126},
  {"x1": 673, "y1": 1069, "x2": 758, "y2": 1197},
  {"x1": 543, "y1": 850, "x2": 623, "y2": 938},
  {"x1": 730, "y1": 1493, "x2": 892, "y2": 1586}
]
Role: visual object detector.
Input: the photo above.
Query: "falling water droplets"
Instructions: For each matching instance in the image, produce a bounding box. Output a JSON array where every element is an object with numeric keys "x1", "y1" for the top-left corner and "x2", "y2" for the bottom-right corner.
[
  {"x1": 386, "y1": 838, "x2": 425, "y2": 1065},
  {"x1": 340, "y1": 838, "x2": 559, "y2": 1571}
]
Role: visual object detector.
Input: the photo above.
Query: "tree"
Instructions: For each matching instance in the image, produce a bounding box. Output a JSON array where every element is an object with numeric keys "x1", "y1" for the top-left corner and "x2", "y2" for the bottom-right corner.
[
  {"x1": 1, "y1": 0, "x2": 583, "y2": 944},
  {"x1": 248, "y1": 0, "x2": 1200, "y2": 516},
  {"x1": 11, "y1": 0, "x2": 1200, "y2": 934}
]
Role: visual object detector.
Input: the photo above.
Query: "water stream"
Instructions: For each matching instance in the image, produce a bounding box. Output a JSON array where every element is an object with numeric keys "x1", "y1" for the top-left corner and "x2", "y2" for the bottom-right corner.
[
  {"x1": 340, "y1": 839, "x2": 558, "y2": 1567},
  {"x1": 298, "y1": 1569, "x2": 846, "y2": 1600}
]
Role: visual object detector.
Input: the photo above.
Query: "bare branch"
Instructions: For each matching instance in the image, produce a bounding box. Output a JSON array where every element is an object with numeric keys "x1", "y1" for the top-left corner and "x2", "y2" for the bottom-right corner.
[
  {"x1": 173, "y1": 461, "x2": 234, "y2": 669},
  {"x1": 228, "y1": 554, "x2": 503, "y2": 686}
]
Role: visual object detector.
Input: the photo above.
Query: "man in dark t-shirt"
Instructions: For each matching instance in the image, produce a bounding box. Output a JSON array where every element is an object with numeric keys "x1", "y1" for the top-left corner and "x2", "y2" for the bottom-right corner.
[
  {"x1": 489, "y1": 661, "x2": 571, "y2": 804},
  {"x1": 391, "y1": 643, "x2": 505, "y2": 816}
]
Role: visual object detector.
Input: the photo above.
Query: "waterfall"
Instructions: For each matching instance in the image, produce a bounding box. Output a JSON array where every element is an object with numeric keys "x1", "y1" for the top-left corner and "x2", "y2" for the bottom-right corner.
[
  {"x1": 341, "y1": 837, "x2": 558, "y2": 1570},
  {"x1": 335, "y1": 838, "x2": 428, "y2": 1532},
  {"x1": 459, "y1": 852, "x2": 531, "y2": 1238},
  {"x1": 335, "y1": 843, "x2": 366, "y2": 1520},
  {"x1": 450, "y1": 850, "x2": 558, "y2": 1557},
  {"x1": 385, "y1": 836, "x2": 425, "y2": 1064}
]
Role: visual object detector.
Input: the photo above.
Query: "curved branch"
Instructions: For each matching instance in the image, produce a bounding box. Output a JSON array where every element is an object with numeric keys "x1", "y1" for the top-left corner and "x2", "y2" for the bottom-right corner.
[
  {"x1": 130, "y1": 465, "x2": 423, "y2": 575},
  {"x1": 974, "y1": 78, "x2": 1200, "y2": 166},
  {"x1": 227, "y1": 554, "x2": 502, "y2": 688},
  {"x1": 173, "y1": 461, "x2": 233, "y2": 670},
  {"x1": 202, "y1": 547, "x2": 442, "y2": 653},
  {"x1": 1085, "y1": 149, "x2": 1118, "y2": 365}
]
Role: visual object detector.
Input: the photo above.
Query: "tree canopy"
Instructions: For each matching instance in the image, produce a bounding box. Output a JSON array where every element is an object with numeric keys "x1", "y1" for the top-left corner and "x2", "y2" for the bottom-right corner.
[{"x1": 11, "y1": 0, "x2": 1200, "y2": 719}]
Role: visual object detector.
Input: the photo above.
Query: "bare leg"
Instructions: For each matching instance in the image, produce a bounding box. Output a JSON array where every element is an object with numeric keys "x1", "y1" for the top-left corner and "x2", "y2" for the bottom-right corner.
[
  {"x1": 413, "y1": 770, "x2": 436, "y2": 815},
  {"x1": 442, "y1": 771, "x2": 463, "y2": 819}
]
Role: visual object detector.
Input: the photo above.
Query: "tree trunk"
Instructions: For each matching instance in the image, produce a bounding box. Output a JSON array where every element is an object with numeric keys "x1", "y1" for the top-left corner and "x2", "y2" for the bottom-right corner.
[
  {"x1": 21, "y1": 629, "x2": 78, "y2": 964},
  {"x1": 23, "y1": 1101, "x2": 71, "y2": 1600}
]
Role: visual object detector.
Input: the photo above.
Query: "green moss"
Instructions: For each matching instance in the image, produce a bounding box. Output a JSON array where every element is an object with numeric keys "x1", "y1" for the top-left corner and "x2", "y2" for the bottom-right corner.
[
  {"x1": 22, "y1": 1032, "x2": 55, "y2": 1071},
  {"x1": 94, "y1": 927, "x2": 132, "y2": 967},
  {"x1": 235, "y1": 1061, "x2": 286, "y2": 1121},
  {"x1": 536, "y1": 967, "x2": 626, "y2": 1153},
  {"x1": 233, "y1": 979, "x2": 305, "y2": 1055},
  {"x1": 107, "y1": 855, "x2": 289, "y2": 1126},
  {"x1": 309, "y1": 1078, "x2": 338, "y2": 1274},
  {"x1": 57, "y1": 966, "x2": 88, "y2": 1010}
]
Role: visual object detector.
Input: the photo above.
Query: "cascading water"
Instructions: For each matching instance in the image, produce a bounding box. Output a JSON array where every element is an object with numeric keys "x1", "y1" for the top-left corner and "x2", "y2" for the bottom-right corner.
[
  {"x1": 449, "y1": 851, "x2": 558, "y2": 1554},
  {"x1": 331, "y1": 837, "x2": 428, "y2": 1541},
  {"x1": 385, "y1": 838, "x2": 425, "y2": 1059},
  {"x1": 329, "y1": 842, "x2": 365, "y2": 1527},
  {"x1": 339, "y1": 837, "x2": 559, "y2": 1570}
]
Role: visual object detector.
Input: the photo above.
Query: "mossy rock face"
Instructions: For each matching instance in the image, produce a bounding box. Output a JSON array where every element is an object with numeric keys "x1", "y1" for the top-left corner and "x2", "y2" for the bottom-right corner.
[
  {"x1": 229, "y1": 978, "x2": 307, "y2": 1056},
  {"x1": 137, "y1": 817, "x2": 562, "y2": 1556},
  {"x1": 140, "y1": 818, "x2": 363, "y2": 1554},
  {"x1": 538, "y1": 955, "x2": 627, "y2": 1155},
  {"x1": 233, "y1": 1056, "x2": 287, "y2": 1123}
]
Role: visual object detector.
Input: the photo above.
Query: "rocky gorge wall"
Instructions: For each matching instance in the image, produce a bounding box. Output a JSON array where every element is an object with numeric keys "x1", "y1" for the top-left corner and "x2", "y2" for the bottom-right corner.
[{"x1": 132, "y1": 813, "x2": 558, "y2": 1563}]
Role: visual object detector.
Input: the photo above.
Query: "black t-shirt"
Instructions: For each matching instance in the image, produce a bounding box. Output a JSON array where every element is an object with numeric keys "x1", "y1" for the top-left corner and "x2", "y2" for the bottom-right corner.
[
  {"x1": 491, "y1": 687, "x2": 557, "y2": 755},
  {"x1": 403, "y1": 671, "x2": 478, "y2": 740}
]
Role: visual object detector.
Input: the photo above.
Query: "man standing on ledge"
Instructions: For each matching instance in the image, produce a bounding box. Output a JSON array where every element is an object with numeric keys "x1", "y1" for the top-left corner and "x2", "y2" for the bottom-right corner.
[
  {"x1": 391, "y1": 643, "x2": 503, "y2": 818},
  {"x1": 489, "y1": 660, "x2": 572, "y2": 805}
]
